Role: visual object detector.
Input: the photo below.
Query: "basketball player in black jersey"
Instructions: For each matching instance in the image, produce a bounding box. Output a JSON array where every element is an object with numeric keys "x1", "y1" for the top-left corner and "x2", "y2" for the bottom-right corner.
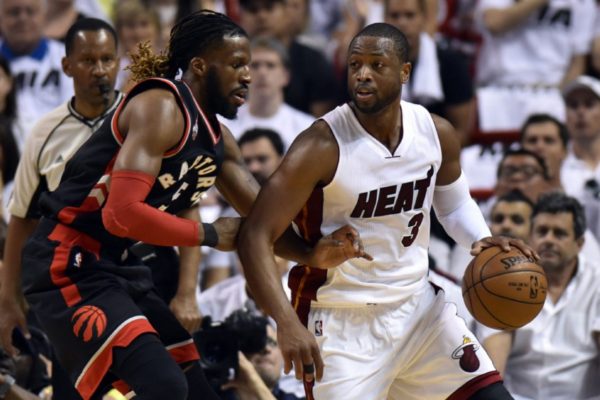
[{"x1": 19, "y1": 11, "x2": 368, "y2": 400}]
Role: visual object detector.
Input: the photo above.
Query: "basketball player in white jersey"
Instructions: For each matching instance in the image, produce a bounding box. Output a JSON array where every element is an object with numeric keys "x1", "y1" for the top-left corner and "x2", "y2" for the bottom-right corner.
[{"x1": 239, "y1": 23, "x2": 537, "y2": 400}]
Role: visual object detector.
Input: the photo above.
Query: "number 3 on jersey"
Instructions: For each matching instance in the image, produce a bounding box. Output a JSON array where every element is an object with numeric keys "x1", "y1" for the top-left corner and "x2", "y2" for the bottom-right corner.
[{"x1": 401, "y1": 212, "x2": 424, "y2": 247}]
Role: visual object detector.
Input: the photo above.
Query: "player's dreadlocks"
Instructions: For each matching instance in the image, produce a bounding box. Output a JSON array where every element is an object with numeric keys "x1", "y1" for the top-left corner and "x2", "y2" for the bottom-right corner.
[{"x1": 128, "y1": 10, "x2": 247, "y2": 82}]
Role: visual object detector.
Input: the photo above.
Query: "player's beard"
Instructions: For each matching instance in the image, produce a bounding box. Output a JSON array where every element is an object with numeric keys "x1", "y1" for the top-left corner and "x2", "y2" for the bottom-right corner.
[
  {"x1": 206, "y1": 67, "x2": 239, "y2": 119},
  {"x1": 349, "y1": 86, "x2": 399, "y2": 114}
]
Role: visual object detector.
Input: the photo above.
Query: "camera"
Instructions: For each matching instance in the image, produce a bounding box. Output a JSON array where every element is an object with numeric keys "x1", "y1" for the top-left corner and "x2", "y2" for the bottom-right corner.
[{"x1": 194, "y1": 309, "x2": 269, "y2": 387}]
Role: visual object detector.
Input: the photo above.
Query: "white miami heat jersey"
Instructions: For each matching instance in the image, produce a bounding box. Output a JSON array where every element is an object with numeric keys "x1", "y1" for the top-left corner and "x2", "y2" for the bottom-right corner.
[{"x1": 290, "y1": 101, "x2": 442, "y2": 308}]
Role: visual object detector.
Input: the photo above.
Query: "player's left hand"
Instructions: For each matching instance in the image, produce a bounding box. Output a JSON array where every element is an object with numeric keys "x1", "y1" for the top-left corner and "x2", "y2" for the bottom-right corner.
[
  {"x1": 308, "y1": 225, "x2": 373, "y2": 268},
  {"x1": 169, "y1": 292, "x2": 202, "y2": 333},
  {"x1": 470, "y1": 236, "x2": 540, "y2": 261}
]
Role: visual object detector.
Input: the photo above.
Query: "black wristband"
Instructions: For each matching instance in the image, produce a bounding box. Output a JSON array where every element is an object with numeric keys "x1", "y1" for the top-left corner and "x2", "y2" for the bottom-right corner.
[{"x1": 201, "y1": 223, "x2": 219, "y2": 247}]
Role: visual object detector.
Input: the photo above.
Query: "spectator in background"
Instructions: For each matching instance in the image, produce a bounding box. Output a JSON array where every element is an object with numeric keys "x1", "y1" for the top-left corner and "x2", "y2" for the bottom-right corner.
[
  {"x1": 560, "y1": 75, "x2": 600, "y2": 201},
  {"x1": 221, "y1": 37, "x2": 314, "y2": 149},
  {"x1": 238, "y1": 0, "x2": 339, "y2": 117},
  {"x1": 490, "y1": 190, "x2": 534, "y2": 242},
  {"x1": 494, "y1": 148, "x2": 551, "y2": 204},
  {"x1": 220, "y1": 317, "x2": 304, "y2": 400},
  {"x1": 147, "y1": 0, "x2": 179, "y2": 46},
  {"x1": 519, "y1": 114, "x2": 569, "y2": 189},
  {"x1": 44, "y1": 0, "x2": 88, "y2": 42},
  {"x1": 114, "y1": 0, "x2": 162, "y2": 92},
  {"x1": 474, "y1": 0, "x2": 596, "y2": 133},
  {"x1": 0, "y1": 0, "x2": 74, "y2": 148},
  {"x1": 0, "y1": 57, "x2": 20, "y2": 219},
  {"x1": 384, "y1": 0, "x2": 475, "y2": 145},
  {"x1": 585, "y1": 7, "x2": 600, "y2": 79},
  {"x1": 202, "y1": 128, "x2": 286, "y2": 289},
  {"x1": 483, "y1": 192, "x2": 600, "y2": 400}
]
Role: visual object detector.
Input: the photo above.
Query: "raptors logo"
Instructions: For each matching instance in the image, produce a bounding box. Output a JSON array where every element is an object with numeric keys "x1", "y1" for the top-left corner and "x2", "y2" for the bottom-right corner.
[
  {"x1": 71, "y1": 305, "x2": 107, "y2": 342},
  {"x1": 451, "y1": 336, "x2": 481, "y2": 372}
]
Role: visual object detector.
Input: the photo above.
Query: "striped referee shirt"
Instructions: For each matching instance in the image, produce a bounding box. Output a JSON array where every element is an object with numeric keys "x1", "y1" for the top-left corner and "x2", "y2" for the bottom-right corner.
[{"x1": 8, "y1": 93, "x2": 123, "y2": 219}]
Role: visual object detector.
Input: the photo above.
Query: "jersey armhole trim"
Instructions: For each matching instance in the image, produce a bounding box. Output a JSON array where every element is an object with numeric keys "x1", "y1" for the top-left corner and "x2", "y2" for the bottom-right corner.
[
  {"x1": 182, "y1": 80, "x2": 221, "y2": 145},
  {"x1": 110, "y1": 78, "x2": 192, "y2": 158}
]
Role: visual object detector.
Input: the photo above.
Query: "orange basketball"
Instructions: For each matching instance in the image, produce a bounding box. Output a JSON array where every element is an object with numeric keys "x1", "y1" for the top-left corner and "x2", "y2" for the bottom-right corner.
[{"x1": 462, "y1": 246, "x2": 547, "y2": 330}]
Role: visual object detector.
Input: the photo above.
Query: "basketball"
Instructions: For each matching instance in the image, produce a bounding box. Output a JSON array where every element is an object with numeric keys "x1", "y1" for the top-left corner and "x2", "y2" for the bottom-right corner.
[{"x1": 462, "y1": 246, "x2": 547, "y2": 330}]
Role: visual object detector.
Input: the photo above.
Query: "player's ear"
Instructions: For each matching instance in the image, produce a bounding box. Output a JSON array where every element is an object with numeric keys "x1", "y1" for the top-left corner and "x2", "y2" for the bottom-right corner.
[
  {"x1": 189, "y1": 57, "x2": 207, "y2": 77},
  {"x1": 400, "y1": 62, "x2": 411, "y2": 84},
  {"x1": 62, "y1": 57, "x2": 72, "y2": 77}
]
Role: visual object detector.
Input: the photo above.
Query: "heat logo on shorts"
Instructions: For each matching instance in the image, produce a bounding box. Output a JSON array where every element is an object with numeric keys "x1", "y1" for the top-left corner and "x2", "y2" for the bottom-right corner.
[
  {"x1": 451, "y1": 336, "x2": 480, "y2": 372},
  {"x1": 71, "y1": 305, "x2": 107, "y2": 342}
]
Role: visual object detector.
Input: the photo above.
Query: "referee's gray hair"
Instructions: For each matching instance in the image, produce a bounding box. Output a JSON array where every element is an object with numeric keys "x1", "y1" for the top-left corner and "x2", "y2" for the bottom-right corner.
[{"x1": 250, "y1": 36, "x2": 290, "y2": 69}]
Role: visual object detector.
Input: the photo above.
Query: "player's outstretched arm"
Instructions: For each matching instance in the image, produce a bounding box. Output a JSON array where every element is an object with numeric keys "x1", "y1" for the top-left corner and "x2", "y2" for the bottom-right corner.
[
  {"x1": 101, "y1": 89, "x2": 236, "y2": 249},
  {"x1": 170, "y1": 206, "x2": 203, "y2": 333},
  {"x1": 238, "y1": 121, "x2": 339, "y2": 382},
  {"x1": 216, "y1": 124, "x2": 370, "y2": 265},
  {"x1": 433, "y1": 115, "x2": 538, "y2": 259}
]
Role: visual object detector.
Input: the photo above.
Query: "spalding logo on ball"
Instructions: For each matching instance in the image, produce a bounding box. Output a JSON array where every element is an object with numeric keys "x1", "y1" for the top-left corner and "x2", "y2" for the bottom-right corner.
[{"x1": 462, "y1": 246, "x2": 547, "y2": 330}]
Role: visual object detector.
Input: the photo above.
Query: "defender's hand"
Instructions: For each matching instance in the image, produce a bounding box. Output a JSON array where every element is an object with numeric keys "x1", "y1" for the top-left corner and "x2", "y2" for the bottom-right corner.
[
  {"x1": 210, "y1": 217, "x2": 242, "y2": 252},
  {"x1": 470, "y1": 236, "x2": 539, "y2": 261},
  {"x1": 308, "y1": 225, "x2": 373, "y2": 268},
  {"x1": 169, "y1": 292, "x2": 202, "y2": 334}
]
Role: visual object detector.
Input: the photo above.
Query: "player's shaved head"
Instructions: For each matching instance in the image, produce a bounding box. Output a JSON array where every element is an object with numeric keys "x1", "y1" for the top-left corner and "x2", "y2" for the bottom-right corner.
[{"x1": 349, "y1": 22, "x2": 410, "y2": 63}]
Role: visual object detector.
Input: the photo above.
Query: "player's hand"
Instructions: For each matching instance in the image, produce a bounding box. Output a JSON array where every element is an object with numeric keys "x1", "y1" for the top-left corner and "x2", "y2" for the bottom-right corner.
[
  {"x1": 308, "y1": 225, "x2": 373, "y2": 269},
  {"x1": 0, "y1": 293, "x2": 30, "y2": 356},
  {"x1": 169, "y1": 292, "x2": 202, "y2": 334},
  {"x1": 470, "y1": 236, "x2": 540, "y2": 261},
  {"x1": 210, "y1": 217, "x2": 242, "y2": 252},
  {"x1": 277, "y1": 316, "x2": 324, "y2": 383}
]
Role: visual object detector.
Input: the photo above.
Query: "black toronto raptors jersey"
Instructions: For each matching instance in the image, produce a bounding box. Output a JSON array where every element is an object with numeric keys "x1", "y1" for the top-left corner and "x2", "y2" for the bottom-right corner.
[{"x1": 39, "y1": 78, "x2": 224, "y2": 255}]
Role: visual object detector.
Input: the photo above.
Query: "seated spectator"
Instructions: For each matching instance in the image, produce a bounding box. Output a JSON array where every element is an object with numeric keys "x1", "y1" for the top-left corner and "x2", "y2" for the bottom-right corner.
[
  {"x1": 44, "y1": 0, "x2": 88, "y2": 42},
  {"x1": 0, "y1": 0, "x2": 74, "y2": 147},
  {"x1": 483, "y1": 192, "x2": 600, "y2": 400},
  {"x1": 489, "y1": 190, "x2": 534, "y2": 242},
  {"x1": 221, "y1": 320, "x2": 304, "y2": 400},
  {"x1": 202, "y1": 128, "x2": 287, "y2": 289},
  {"x1": 585, "y1": 7, "x2": 600, "y2": 79},
  {"x1": 519, "y1": 114, "x2": 569, "y2": 190},
  {"x1": 474, "y1": 0, "x2": 596, "y2": 132},
  {"x1": 238, "y1": 0, "x2": 339, "y2": 117},
  {"x1": 220, "y1": 37, "x2": 314, "y2": 149},
  {"x1": 384, "y1": 0, "x2": 475, "y2": 145},
  {"x1": 435, "y1": 189, "x2": 535, "y2": 280},
  {"x1": 0, "y1": 56, "x2": 20, "y2": 218},
  {"x1": 113, "y1": 0, "x2": 162, "y2": 92},
  {"x1": 560, "y1": 76, "x2": 600, "y2": 201}
]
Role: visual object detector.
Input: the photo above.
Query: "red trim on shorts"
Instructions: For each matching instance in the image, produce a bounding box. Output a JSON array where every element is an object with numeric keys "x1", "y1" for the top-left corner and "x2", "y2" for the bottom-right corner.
[
  {"x1": 446, "y1": 371, "x2": 503, "y2": 400},
  {"x1": 48, "y1": 224, "x2": 101, "y2": 306},
  {"x1": 75, "y1": 317, "x2": 157, "y2": 400},
  {"x1": 57, "y1": 154, "x2": 118, "y2": 224},
  {"x1": 290, "y1": 188, "x2": 327, "y2": 326},
  {"x1": 112, "y1": 380, "x2": 131, "y2": 396},
  {"x1": 166, "y1": 339, "x2": 200, "y2": 364}
]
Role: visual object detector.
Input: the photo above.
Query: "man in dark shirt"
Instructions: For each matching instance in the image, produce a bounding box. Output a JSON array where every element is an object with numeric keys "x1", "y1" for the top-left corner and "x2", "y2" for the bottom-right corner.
[{"x1": 238, "y1": 0, "x2": 338, "y2": 117}]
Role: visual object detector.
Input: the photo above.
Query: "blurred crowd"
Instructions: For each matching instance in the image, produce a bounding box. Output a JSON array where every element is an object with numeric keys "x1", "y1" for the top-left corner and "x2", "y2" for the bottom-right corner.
[{"x1": 0, "y1": 0, "x2": 599, "y2": 399}]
